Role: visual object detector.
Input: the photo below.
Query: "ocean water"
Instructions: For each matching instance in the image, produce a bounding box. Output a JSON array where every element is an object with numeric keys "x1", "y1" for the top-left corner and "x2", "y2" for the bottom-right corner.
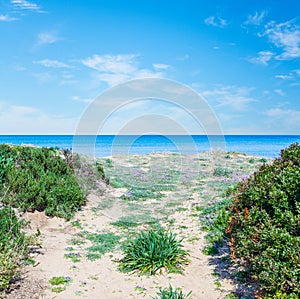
[{"x1": 0, "y1": 135, "x2": 300, "y2": 158}]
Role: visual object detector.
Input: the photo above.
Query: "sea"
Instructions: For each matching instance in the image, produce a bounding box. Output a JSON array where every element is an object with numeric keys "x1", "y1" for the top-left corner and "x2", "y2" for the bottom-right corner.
[{"x1": 0, "y1": 135, "x2": 300, "y2": 158}]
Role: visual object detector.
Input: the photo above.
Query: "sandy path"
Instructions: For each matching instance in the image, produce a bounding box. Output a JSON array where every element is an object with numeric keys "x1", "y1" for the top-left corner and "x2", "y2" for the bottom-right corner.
[
  {"x1": 24, "y1": 191, "x2": 234, "y2": 299},
  {"x1": 10, "y1": 152, "x2": 265, "y2": 299}
]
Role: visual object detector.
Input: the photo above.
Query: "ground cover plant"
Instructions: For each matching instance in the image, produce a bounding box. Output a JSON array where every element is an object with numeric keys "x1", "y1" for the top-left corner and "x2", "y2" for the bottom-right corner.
[
  {"x1": 0, "y1": 145, "x2": 86, "y2": 220},
  {"x1": 152, "y1": 285, "x2": 192, "y2": 299},
  {"x1": 118, "y1": 229, "x2": 189, "y2": 275},
  {"x1": 84, "y1": 231, "x2": 121, "y2": 261}
]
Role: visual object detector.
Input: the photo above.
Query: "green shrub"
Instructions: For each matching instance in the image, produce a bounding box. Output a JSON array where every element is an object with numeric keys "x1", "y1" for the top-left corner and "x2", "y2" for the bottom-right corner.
[
  {"x1": 227, "y1": 143, "x2": 300, "y2": 298},
  {"x1": 0, "y1": 206, "x2": 30, "y2": 292},
  {"x1": 0, "y1": 145, "x2": 86, "y2": 220},
  {"x1": 118, "y1": 229, "x2": 189, "y2": 275},
  {"x1": 152, "y1": 285, "x2": 192, "y2": 299},
  {"x1": 248, "y1": 158, "x2": 255, "y2": 164}
]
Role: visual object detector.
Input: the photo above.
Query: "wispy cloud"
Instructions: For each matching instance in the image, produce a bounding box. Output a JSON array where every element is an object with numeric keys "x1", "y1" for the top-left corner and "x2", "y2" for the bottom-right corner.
[
  {"x1": 0, "y1": 102, "x2": 77, "y2": 134},
  {"x1": 201, "y1": 85, "x2": 256, "y2": 111},
  {"x1": 274, "y1": 89, "x2": 285, "y2": 96},
  {"x1": 263, "y1": 20, "x2": 300, "y2": 59},
  {"x1": 153, "y1": 63, "x2": 170, "y2": 70},
  {"x1": 37, "y1": 32, "x2": 60, "y2": 46},
  {"x1": 81, "y1": 54, "x2": 166, "y2": 86},
  {"x1": 265, "y1": 107, "x2": 300, "y2": 126},
  {"x1": 275, "y1": 74, "x2": 293, "y2": 80},
  {"x1": 248, "y1": 50, "x2": 274, "y2": 65},
  {"x1": 275, "y1": 69, "x2": 300, "y2": 80},
  {"x1": 204, "y1": 16, "x2": 227, "y2": 28},
  {"x1": 244, "y1": 11, "x2": 266, "y2": 26},
  {"x1": 177, "y1": 54, "x2": 189, "y2": 61},
  {"x1": 72, "y1": 96, "x2": 93, "y2": 103},
  {"x1": 11, "y1": 0, "x2": 43, "y2": 13},
  {"x1": 33, "y1": 59, "x2": 71, "y2": 68},
  {"x1": 0, "y1": 14, "x2": 17, "y2": 21},
  {"x1": 294, "y1": 69, "x2": 300, "y2": 76},
  {"x1": 82, "y1": 54, "x2": 138, "y2": 73}
]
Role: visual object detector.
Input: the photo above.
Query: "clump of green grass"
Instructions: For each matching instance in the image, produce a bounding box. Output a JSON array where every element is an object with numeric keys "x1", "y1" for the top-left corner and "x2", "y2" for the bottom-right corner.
[
  {"x1": 152, "y1": 285, "x2": 192, "y2": 299},
  {"x1": 85, "y1": 232, "x2": 121, "y2": 261},
  {"x1": 118, "y1": 229, "x2": 189, "y2": 275}
]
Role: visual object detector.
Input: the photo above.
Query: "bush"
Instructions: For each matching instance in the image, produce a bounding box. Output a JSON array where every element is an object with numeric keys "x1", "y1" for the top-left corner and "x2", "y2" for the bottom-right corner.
[
  {"x1": 152, "y1": 285, "x2": 192, "y2": 299},
  {"x1": 0, "y1": 145, "x2": 86, "y2": 220},
  {"x1": 0, "y1": 206, "x2": 30, "y2": 292},
  {"x1": 227, "y1": 143, "x2": 300, "y2": 298},
  {"x1": 118, "y1": 229, "x2": 189, "y2": 275}
]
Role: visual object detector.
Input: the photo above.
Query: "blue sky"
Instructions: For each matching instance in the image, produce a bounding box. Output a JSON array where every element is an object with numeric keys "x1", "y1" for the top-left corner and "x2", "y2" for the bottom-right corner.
[{"x1": 1, "y1": 0, "x2": 300, "y2": 134}]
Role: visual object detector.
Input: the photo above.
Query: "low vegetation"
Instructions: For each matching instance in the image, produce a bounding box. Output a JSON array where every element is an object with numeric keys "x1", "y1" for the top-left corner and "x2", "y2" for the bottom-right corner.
[
  {"x1": 0, "y1": 206, "x2": 37, "y2": 294},
  {"x1": 0, "y1": 145, "x2": 86, "y2": 220},
  {"x1": 118, "y1": 229, "x2": 189, "y2": 275},
  {"x1": 0, "y1": 145, "x2": 104, "y2": 295},
  {"x1": 201, "y1": 143, "x2": 300, "y2": 298},
  {"x1": 152, "y1": 285, "x2": 192, "y2": 299}
]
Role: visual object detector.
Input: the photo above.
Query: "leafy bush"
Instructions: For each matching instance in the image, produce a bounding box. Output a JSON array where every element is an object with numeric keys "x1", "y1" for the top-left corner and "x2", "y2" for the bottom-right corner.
[
  {"x1": 0, "y1": 206, "x2": 30, "y2": 292},
  {"x1": 118, "y1": 229, "x2": 189, "y2": 275},
  {"x1": 152, "y1": 285, "x2": 192, "y2": 299},
  {"x1": 227, "y1": 143, "x2": 300, "y2": 298},
  {"x1": 0, "y1": 145, "x2": 86, "y2": 220}
]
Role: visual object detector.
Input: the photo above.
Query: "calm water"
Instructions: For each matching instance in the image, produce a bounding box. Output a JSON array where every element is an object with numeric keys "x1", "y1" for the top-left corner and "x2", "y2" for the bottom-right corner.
[{"x1": 0, "y1": 135, "x2": 300, "y2": 158}]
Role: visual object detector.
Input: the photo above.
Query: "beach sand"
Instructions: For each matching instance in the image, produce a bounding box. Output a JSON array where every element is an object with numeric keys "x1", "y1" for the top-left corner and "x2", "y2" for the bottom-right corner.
[{"x1": 6, "y1": 152, "x2": 267, "y2": 299}]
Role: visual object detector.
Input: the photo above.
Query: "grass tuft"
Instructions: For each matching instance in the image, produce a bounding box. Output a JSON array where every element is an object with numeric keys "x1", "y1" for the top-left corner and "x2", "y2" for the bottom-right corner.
[
  {"x1": 118, "y1": 229, "x2": 189, "y2": 275},
  {"x1": 152, "y1": 285, "x2": 192, "y2": 299}
]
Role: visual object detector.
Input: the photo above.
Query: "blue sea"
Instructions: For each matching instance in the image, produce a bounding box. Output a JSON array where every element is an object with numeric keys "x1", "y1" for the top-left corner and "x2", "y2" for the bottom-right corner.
[{"x1": 0, "y1": 135, "x2": 300, "y2": 158}]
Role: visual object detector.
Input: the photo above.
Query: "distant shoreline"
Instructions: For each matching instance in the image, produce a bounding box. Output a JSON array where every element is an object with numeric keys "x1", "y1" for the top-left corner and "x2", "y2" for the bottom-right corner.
[{"x1": 1, "y1": 135, "x2": 300, "y2": 158}]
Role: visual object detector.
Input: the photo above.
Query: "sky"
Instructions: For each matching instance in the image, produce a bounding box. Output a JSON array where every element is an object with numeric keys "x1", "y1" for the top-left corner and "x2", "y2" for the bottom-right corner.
[{"x1": 1, "y1": 0, "x2": 300, "y2": 135}]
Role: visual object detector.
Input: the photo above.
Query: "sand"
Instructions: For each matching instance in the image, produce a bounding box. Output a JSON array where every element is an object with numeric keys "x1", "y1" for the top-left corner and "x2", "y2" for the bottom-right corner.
[{"x1": 6, "y1": 152, "x2": 265, "y2": 299}]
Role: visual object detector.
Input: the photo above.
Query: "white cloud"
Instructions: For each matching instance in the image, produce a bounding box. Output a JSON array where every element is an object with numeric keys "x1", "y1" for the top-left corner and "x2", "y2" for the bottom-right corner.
[
  {"x1": 37, "y1": 32, "x2": 60, "y2": 45},
  {"x1": 204, "y1": 16, "x2": 227, "y2": 28},
  {"x1": 81, "y1": 54, "x2": 166, "y2": 86},
  {"x1": 248, "y1": 50, "x2": 273, "y2": 65},
  {"x1": 0, "y1": 14, "x2": 17, "y2": 21},
  {"x1": 274, "y1": 89, "x2": 285, "y2": 96},
  {"x1": 263, "y1": 20, "x2": 300, "y2": 59},
  {"x1": 82, "y1": 54, "x2": 138, "y2": 73},
  {"x1": 11, "y1": 0, "x2": 43, "y2": 12},
  {"x1": 244, "y1": 11, "x2": 266, "y2": 26},
  {"x1": 265, "y1": 107, "x2": 300, "y2": 126},
  {"x1": 153, "y1": 63, "x2": 169, "y2": 70},
  {"x1": 294, "y1": 69, "x2": 300, "y2": 76},
  {"x1": 0, "y1": 102, "x2": 77, "y2": 134},
  {"x1": 275, "y1": 74, "x2": 292, "y2": 80},
  {"x1": 33, "y1": 59, "x2": 71, "y2": 68},
  {"x1": 177, "y1": 54, "x2": 189, "y2": 61},
  {"x1": 201, "y1": 85, "x2": 256, "y2": 110},
  {"x1": 72, "y1": 96, "x2": 93, "y2": 103}
]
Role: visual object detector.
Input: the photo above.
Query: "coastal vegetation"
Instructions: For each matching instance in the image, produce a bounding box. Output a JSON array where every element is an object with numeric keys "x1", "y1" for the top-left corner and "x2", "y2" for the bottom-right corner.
[
  {"x1": 0, "y1": 145, "x2": 86, "y2": 220},
  {"x1": 0, "y1": 142, "x2": 299, "y2": 298},
  {"x1": 118, "y1": 229, "x2": 190, "y2": 275},
  {"x1": 0, "y1": 145, "x2": 91, "y2": 295},
  {"x1": 201, "y1": 143, "x2": 300, "y2": 298}
]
